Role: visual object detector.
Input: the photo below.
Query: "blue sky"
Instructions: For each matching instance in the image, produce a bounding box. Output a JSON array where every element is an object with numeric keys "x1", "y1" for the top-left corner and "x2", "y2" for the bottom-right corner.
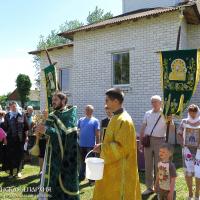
[{"x1": 0, "y1": 0, "x2": 122, "y2": 95}]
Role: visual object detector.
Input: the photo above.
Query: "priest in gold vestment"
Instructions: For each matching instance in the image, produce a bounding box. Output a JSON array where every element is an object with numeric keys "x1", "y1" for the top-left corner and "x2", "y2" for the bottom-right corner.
[{"x1": 93, "y1": 88, "x2": 141, "y2": 200}]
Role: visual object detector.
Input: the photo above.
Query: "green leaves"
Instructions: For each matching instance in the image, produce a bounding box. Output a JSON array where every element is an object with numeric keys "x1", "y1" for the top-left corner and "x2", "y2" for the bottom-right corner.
[
  {"x1": 0, "y1": 94, "x2": 9, "y2": 109},
  {"x1": 33, "y1": 6, "x2": 113, "y2": 89},
  {"x1": 16, "y1": 74, "x2": 32, "y2": 108},
  {"x1": 36, "y1": 6, "x2": 113, "y2": 50},
  {"x1": 87, "y1": 6, "x2": 113, "y2": 24}
]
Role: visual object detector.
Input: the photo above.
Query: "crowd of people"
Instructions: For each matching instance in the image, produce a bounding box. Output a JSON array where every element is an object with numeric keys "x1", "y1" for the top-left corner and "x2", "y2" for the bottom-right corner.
[
  {"x1": 0, "y1": 89, "x2": 200, "y2": 200},
  {"x1": 0, "y1": 103, "x2": 47, "y2": 179},
  {"x1": 139, "y1": 96, "x2": 200, "y2": 200},
  {"x1": 0, "y1": 102, "x2": 29, "y2": 178}
]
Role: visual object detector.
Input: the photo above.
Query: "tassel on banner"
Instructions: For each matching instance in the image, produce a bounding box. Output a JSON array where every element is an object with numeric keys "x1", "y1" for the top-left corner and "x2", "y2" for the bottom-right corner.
[
  {"x1": 165, "y1": 93, "x2": 171, "y2": 116},
  {"x1": 176, "y1": 94, "x2": 184, "y2": 115}
]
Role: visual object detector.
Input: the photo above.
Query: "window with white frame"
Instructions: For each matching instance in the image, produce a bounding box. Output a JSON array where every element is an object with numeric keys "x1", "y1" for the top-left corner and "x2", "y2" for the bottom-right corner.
[
  {"x1": 59, "y1": 68, "x2": 70, "y2": 92},
  {"x1": 112, "y1": 52, "x2": 130, "y2": 85}
]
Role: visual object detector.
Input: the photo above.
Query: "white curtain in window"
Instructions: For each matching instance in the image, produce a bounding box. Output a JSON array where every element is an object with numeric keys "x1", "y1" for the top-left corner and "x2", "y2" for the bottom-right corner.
[{"x1": 59, "y1": 68, "x2": 70, "y2": 92}]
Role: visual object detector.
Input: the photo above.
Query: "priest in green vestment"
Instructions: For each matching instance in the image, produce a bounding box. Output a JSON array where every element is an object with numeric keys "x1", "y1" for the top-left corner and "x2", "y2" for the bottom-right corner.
[{"x1": 36, "y1": 92, "x2": 80, "y2": 200}]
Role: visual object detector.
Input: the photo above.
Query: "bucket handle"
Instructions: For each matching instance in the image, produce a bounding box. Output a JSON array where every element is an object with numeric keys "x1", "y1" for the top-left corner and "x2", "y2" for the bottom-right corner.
[
  {"x1": 85, "y1": 143, "x2": 102, "y2": 160},
  {"x1": 85, "y1": 150, "x2": 94, "y2": 160}
]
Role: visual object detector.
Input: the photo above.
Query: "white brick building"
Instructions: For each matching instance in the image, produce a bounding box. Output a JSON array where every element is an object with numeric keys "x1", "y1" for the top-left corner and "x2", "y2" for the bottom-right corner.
[
  {"x1": 122, "y1": 0, "x2": 187, "y2": 13},
  {"x1": 29, "y1": 0, "x2": 200, "y2": 131}
]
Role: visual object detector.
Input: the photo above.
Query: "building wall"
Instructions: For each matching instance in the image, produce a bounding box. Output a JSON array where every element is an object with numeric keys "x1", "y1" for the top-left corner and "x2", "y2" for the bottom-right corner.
[
  {"x1": 72, "y1": 11, "x2": 181, "y2": 131},
  {"x1": 187, "y1": 24, "x2": 200, "y2": 109},
  {"x1": 38, "y1": 11, "x2": 200, "y2": 132},
  {"x1": 180, "y1": 18, "x2": 188, "y2": 49},
  {"x1": 187, "y1": 24, "x2": 200, "y2": 48},
  {"x1": 122, "y1": 0, "x2": 180, "y2": 13},
  {"x1": 39, "y1": 47, "x2": 73, "y2": 110}
]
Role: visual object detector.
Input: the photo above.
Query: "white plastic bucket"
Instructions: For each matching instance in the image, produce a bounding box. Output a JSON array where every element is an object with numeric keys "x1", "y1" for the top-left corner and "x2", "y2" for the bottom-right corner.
[{"x1": 85, "y1": 150, "x2": 104, "y2": 180}]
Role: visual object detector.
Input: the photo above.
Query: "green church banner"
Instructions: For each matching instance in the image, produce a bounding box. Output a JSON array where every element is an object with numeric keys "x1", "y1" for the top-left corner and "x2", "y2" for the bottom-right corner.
[
  {"x1": 44, "y1": 64, "x2": 58, "y2": 112},
  {"x1": 160, "y1": 49, "x2": 200, "y2": 117}
]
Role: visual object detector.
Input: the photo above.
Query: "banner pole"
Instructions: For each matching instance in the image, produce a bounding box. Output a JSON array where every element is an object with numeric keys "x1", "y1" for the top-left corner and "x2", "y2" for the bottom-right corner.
[
  {"x1": 176, "y1": 8, "x2": 184, "y2": 51},
  {"x1": 166, "y1": 8, "x2": 184, "y2": 143},
  {"x1": 45, "y1": 48, "x2": 52, "y2": 65}
]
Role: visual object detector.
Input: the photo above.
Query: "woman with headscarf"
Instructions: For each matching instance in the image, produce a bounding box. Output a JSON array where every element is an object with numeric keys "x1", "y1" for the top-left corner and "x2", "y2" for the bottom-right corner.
[
  {"x1": 2, "y1": 101, "x2": 29, "y2": 178},
  {"x1": 178, "y1": 104, "x2": 200, "y2": 200}
]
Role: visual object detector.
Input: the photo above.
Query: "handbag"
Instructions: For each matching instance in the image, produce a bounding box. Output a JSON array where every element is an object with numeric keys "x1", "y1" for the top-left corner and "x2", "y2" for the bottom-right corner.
[{"x1": 142, "y1": 115, "x2": 161, "y2": 147}]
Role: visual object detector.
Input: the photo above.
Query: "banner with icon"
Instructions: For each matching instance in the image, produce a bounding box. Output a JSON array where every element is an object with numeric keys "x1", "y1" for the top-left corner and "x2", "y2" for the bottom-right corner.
[
  {"x1": 44, "y1": 64, "x2": 58, "y2": 112},
  {"x1": 160, "y1": 49, "x2": 200, "y2": 117}
]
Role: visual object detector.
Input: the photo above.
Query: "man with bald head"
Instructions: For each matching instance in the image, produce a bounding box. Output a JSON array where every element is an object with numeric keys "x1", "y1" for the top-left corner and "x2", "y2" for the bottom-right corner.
[{"x1": 78, "y1": 105, "x2": 100, "y2": 182}]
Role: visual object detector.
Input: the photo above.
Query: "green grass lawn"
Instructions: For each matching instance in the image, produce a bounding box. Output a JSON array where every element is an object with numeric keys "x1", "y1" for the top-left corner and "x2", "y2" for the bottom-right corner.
[{"x1": 0, "y1": 146, "x2": 189, "y2": 200}]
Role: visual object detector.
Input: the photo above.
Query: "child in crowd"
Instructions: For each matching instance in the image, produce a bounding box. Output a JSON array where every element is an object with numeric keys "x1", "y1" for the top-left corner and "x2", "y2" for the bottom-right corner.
[
  {"x1": 155, "y1": 143, "x2": 177, "y2": 200},
  {"x1": 178, "y1": 104, "x2": 200, "y2": 200}
]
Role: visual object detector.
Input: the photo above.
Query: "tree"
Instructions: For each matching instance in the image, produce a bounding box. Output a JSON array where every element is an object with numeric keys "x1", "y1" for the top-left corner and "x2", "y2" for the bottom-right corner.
[
  {"x1": 16, "y1": 74, "x2": 32, "y2": 108},
  {"x1": 33, "y1": 55, "x2": 41, "y2": 88},
  {"x1": 33, "y1": 7, "x2": 113, "y2": 87},
  {"x1": 0, "y1": 93, "x2": 10, "y2": 110},
  {"x1": 34, "y1": 20, "x2": 84, "y2": 88},
  {"x1": 87, "y1": 6, "x2": 113, "y2": 24},
  {"x1": 59, "y1": 20, "x2": 84, "y2": 33},
  {"x1": 37, "y1": 20, "x2": 84, "y2": 50}
]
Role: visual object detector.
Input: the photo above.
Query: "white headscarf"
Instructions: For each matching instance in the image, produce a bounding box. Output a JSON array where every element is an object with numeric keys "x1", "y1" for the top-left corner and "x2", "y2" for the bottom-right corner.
[
  {"x1": 186, "y1": 105, "x2": 200, "y2": 123},
  {"x1": 16, "y1": 103, "x2": 22, "y2": 115}
]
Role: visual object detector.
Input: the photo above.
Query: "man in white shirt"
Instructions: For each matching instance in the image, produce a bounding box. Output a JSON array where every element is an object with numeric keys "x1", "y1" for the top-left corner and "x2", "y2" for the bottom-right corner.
[{"x1": 139, "y1": 95, "x2": 173, "y2": 196}]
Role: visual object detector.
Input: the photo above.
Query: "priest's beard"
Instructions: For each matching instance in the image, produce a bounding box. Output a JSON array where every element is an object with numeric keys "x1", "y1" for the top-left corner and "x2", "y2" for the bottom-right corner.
[{"x1": 53, "y1": 102, "x2": 63, "y2": 110}]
